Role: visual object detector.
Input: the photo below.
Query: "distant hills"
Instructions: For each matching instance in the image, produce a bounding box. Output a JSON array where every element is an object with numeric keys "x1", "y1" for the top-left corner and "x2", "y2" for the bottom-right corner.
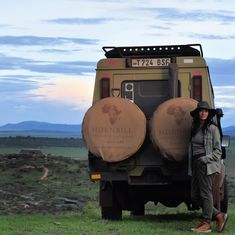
[
  {"x1": 0, "y1": 121, "x2": 234, "y2": 138},
  {"x1": 0, "y1": 121, "x2": 82, "y2": 138}
]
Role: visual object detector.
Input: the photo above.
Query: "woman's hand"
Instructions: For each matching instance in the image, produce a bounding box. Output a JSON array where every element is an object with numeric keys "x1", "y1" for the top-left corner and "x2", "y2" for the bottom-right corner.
[{"x1": 198, "y1": 156, "x2": 208, "y2": 164}]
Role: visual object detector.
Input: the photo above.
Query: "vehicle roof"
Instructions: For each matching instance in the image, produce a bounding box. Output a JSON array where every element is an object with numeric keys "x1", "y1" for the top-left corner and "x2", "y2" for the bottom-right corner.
[{"x1": 103, "y1": 44, "x2": 203, "y2": 58}]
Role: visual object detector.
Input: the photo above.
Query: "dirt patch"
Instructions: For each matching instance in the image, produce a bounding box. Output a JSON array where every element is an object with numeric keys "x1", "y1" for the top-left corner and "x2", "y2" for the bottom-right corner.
[{"x1": 0, "y1": 153, "x2": 98, "y2": 214}]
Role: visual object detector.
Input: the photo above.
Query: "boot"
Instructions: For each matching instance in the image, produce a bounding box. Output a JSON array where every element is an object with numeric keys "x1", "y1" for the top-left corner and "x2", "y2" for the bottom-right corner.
[
  {"x1": 216, "y1": 213, "x2": 228, "y2": 232},
  {"x1": 191, "y1": 221, "x2": 211, "y2": 233}
]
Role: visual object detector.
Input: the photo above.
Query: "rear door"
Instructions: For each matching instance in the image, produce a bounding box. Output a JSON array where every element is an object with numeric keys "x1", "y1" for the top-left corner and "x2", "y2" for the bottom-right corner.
[
  {"x1": 121, "y1": 80, "x2": 169, "y2": 119},
  {"x1": 113, "y1": 73, "x2": 169, "y2": 119},
  {"x1": 179, "y1": 73, "x2": 191, "y2": 98}
]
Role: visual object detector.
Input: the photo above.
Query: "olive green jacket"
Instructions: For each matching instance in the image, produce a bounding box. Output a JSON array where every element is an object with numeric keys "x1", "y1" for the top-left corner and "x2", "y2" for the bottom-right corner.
[{"x1": 188, "y1": 124, "x2": 222, "y2": 176}]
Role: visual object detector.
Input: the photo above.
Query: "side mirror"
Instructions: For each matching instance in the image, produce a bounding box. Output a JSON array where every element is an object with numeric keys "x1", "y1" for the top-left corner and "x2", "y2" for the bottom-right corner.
[
  {"x1": 222, "y1": 135, "x2": 230, "y2": 147},
  {"x1": 216, "y1": 108, "x2": 224, "y2": 118}
]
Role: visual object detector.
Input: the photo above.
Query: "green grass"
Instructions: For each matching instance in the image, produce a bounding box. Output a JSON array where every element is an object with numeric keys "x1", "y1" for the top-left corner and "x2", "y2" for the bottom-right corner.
[
  {"x1": 0, "y1": 202, "x2": 234, "y2": 235},
  {"x1": 0, "y1": 141, "x2": 234, "y2": 234},
  {"x1": 225, "y1": 139, "x2": 235, "y2": 177},
  {"x1": 43, "y1": 147, "x2": 87, "y2": 159},
  {"x1": 0, "y1": 147, "x2": 87, "y2": 159}
]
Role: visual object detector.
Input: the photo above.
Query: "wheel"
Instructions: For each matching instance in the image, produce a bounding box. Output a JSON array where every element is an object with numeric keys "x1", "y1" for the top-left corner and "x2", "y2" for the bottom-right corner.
[
  {"x1": 101, "y1": 204, "x2": 122, "y2": 220},
  {"x1": 220, "y1": 177, "x2": 228, "y2": 213},
  {"x1": 100, "y1": 181, "x2": 122, "y2": 220},
  {"x1": 131, "y1": 204, "x2": 145, "y2": 216}
]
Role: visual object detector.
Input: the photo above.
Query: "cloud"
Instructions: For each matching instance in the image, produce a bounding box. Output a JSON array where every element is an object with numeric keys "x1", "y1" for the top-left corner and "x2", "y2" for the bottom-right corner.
[
  {"x1": 40, "y1": 49, "x2": 72, "y2": 54},
  {"x1": 28, "y1": 76, "x2": 94, "y2": 110},
  {"x1": 207, "y1": 58, "x2": 235, "y2": 74},
  {"x1": 151, "y1": 25, "x2": 171, "y2": 30},
  {"x1": 25, "y1": 61, "x2": 96, "y2": 75},
  {"x1": 206, "y1": 58, "x2": 235, "y2": 86},
  {"x1": 0, "y1": 73, "x2": 94, "y2": 125},
  {"x1": 0, "y1": 75, "x2": 42, "y2": 109},
  {"x1": 143, "y1": 8, "x2": 235, "y2": 23},
  {"x1": 214, "y1": 86, "x2": 235, "y2": 107},
  {"x1": 206, "y1": 55, "x2": 235, "y2": 76},
  {"x1": 188, "y1": 33, "x2": 235, "y2": 40},
  {"x1": 0, "y1": 54, "x2": 96, "y2": 75},
  {"x1": 45, "y1": 17, "x2": 112, "y2": 25},
  {"x1": 0, "y1": 24, "x2": 10, "y2": 27},
  {"x1": 213, "y1": 85, "x2": 235, "y2": 127},
  {"x1": 0, "y1": 76, "x2": 38, "y2": 93},
  {"x1": 208, "y1": 58, "x2": 235, "y2": 126},
  {"x1": 213, "y1": 83, "x2": 235, "y2": 127},
  {"x1": 0, "y1": 36, "x2": 98, "y2": 46},
  {"x1": 0, "y1": 54, "x2": 33, "y2": 70},
  {"x1": 0, "y1": 97, "x2": 86, "y2": 125}
]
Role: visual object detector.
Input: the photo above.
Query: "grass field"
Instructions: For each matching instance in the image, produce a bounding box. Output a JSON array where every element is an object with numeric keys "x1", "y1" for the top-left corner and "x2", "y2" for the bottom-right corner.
[
  {"x1": 0, "y1": 202, "x2": 234, "y2": 235},
  {"x1": 0, "y1": 146, "x2": 88, "y2": 159},
  {"x1": 0, "y1": 140, "x2": 234, "y2": 234},
  {"x1": 224, "y1": 139, "x2": 235, "y2": 177}
]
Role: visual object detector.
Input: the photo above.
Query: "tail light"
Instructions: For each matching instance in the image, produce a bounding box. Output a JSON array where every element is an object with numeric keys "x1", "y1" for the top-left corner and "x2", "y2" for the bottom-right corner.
[
  {"x1": 100, "y1": 78, "x2": 110, "y2": 99},
  {"x1": 192, "y1": 75, "x2": 202, "y2": 101}
]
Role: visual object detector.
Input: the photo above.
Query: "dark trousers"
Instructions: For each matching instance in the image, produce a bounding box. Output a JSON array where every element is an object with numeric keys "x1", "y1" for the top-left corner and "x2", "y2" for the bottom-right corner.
[{"x1": 191, "y1": 160, "x2": 219, "y2": 223}]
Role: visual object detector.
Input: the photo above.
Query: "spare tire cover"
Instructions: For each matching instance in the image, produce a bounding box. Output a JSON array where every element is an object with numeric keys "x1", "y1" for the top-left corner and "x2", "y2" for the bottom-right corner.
[
  {"x1": 82, "y1": 97, "x2": 146, "y2": 162},
  {"x1": 151, "y1": 97, "x2": 198, "y2": 161}
]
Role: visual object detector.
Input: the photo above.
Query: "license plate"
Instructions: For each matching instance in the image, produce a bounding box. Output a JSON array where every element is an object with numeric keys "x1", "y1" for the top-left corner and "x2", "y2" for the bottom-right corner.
[{"x1": 131, "y1": 58, "x2": 171, "y2": 67}]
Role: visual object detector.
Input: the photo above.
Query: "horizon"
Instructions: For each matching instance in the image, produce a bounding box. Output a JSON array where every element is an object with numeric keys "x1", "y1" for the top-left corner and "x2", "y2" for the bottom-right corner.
[
  {"x1": 0, "y1": 120, "x2": 234, "y2": 129},
  {"x1": 1, "y1": 1, "x2": 235, "y2": 127},
  {"x1": 0, "y1": 120, "x2": 82, "y2": 125}
]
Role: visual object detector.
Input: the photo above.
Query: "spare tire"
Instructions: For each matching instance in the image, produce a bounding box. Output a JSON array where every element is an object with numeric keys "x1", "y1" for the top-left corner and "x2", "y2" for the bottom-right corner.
[
  {"x1": 82, "y1": 97, "x2": 146, "y2": 162},
  {"x1": 150, "y1": 97, "x2": 197, "y2": 161}
]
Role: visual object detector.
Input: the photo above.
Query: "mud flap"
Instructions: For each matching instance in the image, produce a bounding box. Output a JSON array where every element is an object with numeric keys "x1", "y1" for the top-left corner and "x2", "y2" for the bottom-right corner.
[
  {"x1": 213, "y1": 174, "x2": 221, "y2": 211},
  {"x1": 213, "y1": 164, "x2": 226, "y2": 211}
]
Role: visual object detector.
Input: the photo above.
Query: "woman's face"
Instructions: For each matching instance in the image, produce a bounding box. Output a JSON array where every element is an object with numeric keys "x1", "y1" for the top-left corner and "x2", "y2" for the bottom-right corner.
[{"x1": 199, "y1": 109, "x2": 209, "y2": 120}]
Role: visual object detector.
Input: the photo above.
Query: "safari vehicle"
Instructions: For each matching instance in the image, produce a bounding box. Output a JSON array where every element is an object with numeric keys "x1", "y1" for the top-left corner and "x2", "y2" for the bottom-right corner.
[{"x1": 82, "y1": 44, "x2": 229, "y2": 220}]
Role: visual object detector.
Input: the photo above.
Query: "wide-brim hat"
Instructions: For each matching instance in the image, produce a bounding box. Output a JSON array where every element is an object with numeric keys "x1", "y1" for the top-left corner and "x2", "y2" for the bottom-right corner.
[{"x1": 190, "y1": 101, "x2": 217, "y2": 118}]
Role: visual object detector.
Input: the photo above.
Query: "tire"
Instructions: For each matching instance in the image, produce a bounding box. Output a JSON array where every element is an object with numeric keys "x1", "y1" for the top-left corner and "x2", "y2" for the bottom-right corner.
[
  {"x1": 100, "y1": 181, "x2": 122, "y2": 220},
  {"x1": 150, "y1": 97, "x2": 197, "y2": 161},
  {"x1": 131, "y1": 204, "x2": 145, "y2": 216},
  {"x1": 82, "y1": 97, "x2": 146, "y2": 162},
  {"x1": 220, "y1": 178, "x2": 228, "y2": 213},
  {"x1": 101, "y1": 205, "x2": 122, "y2": 220}
]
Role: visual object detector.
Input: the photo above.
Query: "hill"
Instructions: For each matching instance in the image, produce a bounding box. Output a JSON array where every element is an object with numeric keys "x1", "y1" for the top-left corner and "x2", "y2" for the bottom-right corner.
[
  {"x1": 0, "y1": 121, "x2": 82, "y2": 137},
  {"x1": 0, "y1": 121, "x2": 234, "y2": 138}
]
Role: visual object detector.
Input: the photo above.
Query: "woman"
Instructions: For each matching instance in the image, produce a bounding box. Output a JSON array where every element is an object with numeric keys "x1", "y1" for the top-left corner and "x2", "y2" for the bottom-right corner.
[{"x1": 189, "y1": 101, "x2": 228, "y2": 233}]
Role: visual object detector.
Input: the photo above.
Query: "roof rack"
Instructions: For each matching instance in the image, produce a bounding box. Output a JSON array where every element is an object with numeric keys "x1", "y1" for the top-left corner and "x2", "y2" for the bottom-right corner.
[{"x1": 103, "y1": 44, "x2": 203, "y2": 58}]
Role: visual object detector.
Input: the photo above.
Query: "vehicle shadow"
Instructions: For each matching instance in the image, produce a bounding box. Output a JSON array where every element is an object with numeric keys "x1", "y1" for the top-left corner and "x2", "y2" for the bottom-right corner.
[{"x1": 126, "y1": 212, "x2": 199, "y2": 222}]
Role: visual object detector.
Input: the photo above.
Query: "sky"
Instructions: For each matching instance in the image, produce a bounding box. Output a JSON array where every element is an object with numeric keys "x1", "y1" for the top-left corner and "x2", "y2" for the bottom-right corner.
[{"x1": 0, "y1": 0, "x2": 235, "y2": 127}]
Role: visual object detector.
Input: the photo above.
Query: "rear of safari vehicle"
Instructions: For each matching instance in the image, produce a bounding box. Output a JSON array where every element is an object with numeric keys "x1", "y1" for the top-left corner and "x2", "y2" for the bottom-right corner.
[{"x1": 82, "y1": 44, "x2": 227, "y2": 220}]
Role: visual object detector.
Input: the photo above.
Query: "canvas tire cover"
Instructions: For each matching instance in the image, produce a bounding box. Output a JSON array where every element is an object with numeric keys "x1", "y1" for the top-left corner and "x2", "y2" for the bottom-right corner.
[
  {"x1": 151, "y1": 97, "x2": 198, "y2": 161},
  {"x1": 82, "y1": 97, "x2": 146, "y2": 162}
]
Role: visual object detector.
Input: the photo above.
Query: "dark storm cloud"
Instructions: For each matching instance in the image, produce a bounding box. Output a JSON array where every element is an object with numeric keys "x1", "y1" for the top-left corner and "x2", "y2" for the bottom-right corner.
[{"x1": 0, "y1": 36, "x2": 98, "y2": 46}]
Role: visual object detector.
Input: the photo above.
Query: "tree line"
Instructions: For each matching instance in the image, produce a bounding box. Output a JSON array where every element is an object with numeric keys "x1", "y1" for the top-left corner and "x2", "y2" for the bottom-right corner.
[{"x1": 0, "y1": 136, "x2": 85, "y2": 148}]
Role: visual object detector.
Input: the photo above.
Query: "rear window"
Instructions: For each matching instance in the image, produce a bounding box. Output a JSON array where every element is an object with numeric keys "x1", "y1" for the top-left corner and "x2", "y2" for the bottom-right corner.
[{"x1": 121, "y1": 80, "x2": 169, "y2": 119}]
